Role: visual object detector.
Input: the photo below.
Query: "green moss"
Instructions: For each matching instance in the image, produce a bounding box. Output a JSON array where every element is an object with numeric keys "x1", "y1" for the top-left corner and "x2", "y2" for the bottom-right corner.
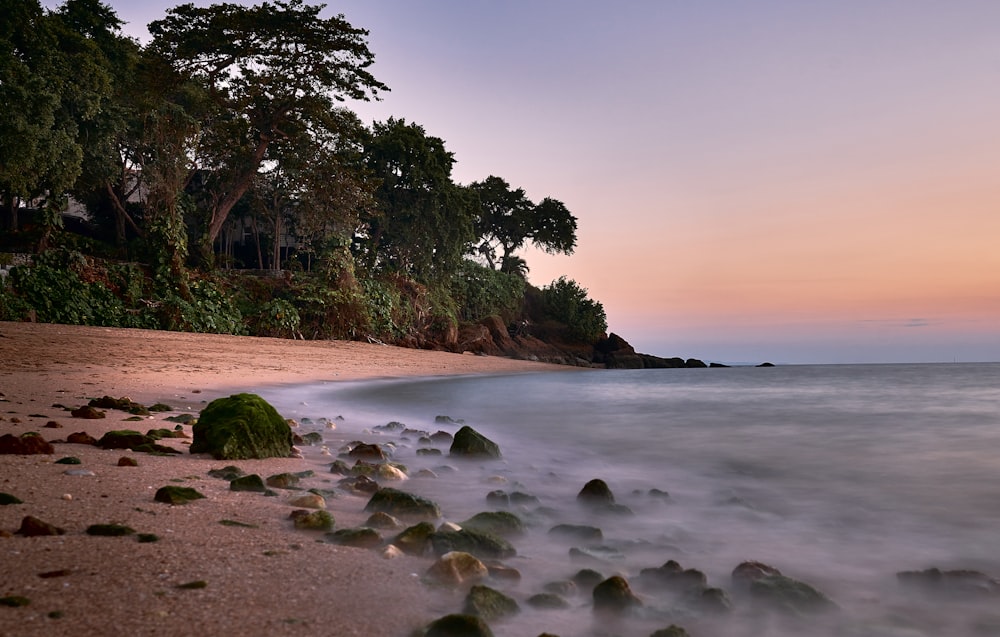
[
  {"x1": 190, "y1": 394, "x2": 292, "y2": 460},
  {"x1": 154, "y1": 486, "x2": 206, "y2": 505}
]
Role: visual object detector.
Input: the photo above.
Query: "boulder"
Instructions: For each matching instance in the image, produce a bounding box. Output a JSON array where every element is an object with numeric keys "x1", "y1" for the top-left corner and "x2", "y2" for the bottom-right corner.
[
  {"x1": 229, "y1": 474, "x2": 268, "y2": 493},
  {"x1": 0, "y1": 433, "x2": 54, "y2": 455},
  {"x1": 593, "y1": 575, "x2": 642, "y2": 612},
  {"x1": 460, "y1": 511, "x2": 525, "y2": 537},
  {"x1": 425, "y1": 552, "x2": 489, "y2": 586},
  {"x1": 347, "y1": 442, "x2": 387, "y2": 461},
  {"x1": 154, "y1": 486, "x2": 206, "y2": 505},
  {"x1": 364, "y1": 511, "x2": 402, "y2": 529},
  {"x1": 463, "y1": 585, "x2": 519, "y2": 620},
  {"x1": 422, "y1": 613, "x2": 494, "y2": 637},
  {"x1": 577, "y1": 478, "x2": 615, "y2": 506},
  {"x1": 190, "y1": 393, "x2": 292, "y2": 460},
  {"x1": 732, "y1": 560, "x2": 783, "y2": 588},
  {"x1": 393, "y1": 521, "x2": 436, "y2": 556},
  {"x1": 290, "y1": 509, "x2": 334, "y2": 531},
  {"x1": 97, "y1": 430, "x2": 155, "y2": 450},
  {"x1": 70, "y1": 405, "x2": 105, "y2": 419},
  {"x1": 638, "y1": 560, "x2": 708, "y2": 592},
  {"x1": 449, "y1": 426, "x2": 501, "y2": 459},
  {"x1": 289, "y1": 494, "x2": 326, "y2": 509},
  {"x1": 748, "y1": 574, "x2": 836, "y2": 615},
  {"x1": 265, "y1": 472, "x2": 301, "y2": 489},
  {"x1": 364, "y1": 487, "x2": 441, "y2": 520},
  {"x1": 430, "y1": 528, "x2": 516, "y2": 560}
]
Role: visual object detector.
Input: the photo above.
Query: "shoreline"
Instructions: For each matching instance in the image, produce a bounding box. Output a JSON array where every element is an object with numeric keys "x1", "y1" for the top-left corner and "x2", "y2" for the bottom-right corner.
[{"x1": 0, "y1": 322, "x2": 571, "y2": 636}]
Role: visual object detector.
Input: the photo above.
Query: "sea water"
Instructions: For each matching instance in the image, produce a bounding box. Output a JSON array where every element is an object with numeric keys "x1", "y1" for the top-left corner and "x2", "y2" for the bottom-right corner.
[{"x1": 263, "y1": 364, "x2": 1000, "y2": 636}]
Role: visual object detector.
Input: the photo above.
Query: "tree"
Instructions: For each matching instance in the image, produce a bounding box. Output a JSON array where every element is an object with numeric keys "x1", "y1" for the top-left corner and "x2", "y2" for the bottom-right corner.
[
  {"x1": 542, "y1": 276, "x2": 607, "y2": 342},
  {"x1": 470, "y1": 175, "x2": 577, "y2": 273},
  {"x1": 361, "y1": 118, "x2": 475, "y2": 282},
  {"x1": 0, "y1": 0, "x2": 117, "y2": 244},
  {"x1": 147, "y1": 0, "x2": 388, "y2": 264}
]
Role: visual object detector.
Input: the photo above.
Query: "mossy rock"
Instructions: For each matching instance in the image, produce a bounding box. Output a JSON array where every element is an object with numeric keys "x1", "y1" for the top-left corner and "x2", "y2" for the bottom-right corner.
[
  {"x1": 290, "y1": 509, "x2": 334, "y2": 531},
  {"x1": 593, "y1": 575, "x2": 642, "y2": 612},
  {"x1": 364, "y1": 487, "x2": 441, "y2": 520},
  {"x1": 266, "y1": 472, "x2": 301, "y2": 489},
  {"x1": 54, "y1": 456, "x2": 81, "y2": 465},
  {"x1": 526, "y1": 593, "x2": 570, "y2": 610},
  {"x1": 89, "y1": 396, "x2": 149, "y2": 415},
  {"x1": 154, "y1": 486, "x2": 206, "y2": 505},
  {"x1": 147, "y1": 428, "x2": 188, "y2": 440},
  {"x1": 149, "y1": 403, "x2": 173, "y2": 412},
  {"x1": 0, "y1": 492, "x2": 24, "y2": 505},
  {"x1": 190, "y1": 393, "x2": 292, "y2": 460},
  {"x1": 393, "y1": 521, "x2": 436, "y2": 556},
  {"x1": 423, "y1": 613, "x2": 494, "y2": 637},
  {"x1": 86, "y1": 524, "x2": 136, "y2": 537},
  {"x1": 208, "y1": 465, "x2": 245, "y2": 480},
  {"x1": 165, "y1": 414, "x2": 196, "y2": 424},
  {"x1": 463, "y1": 585, "x2": 520, "y2": 620},
  {"x1": 460, "y1": 511, "x2": 525, "y2": 537},
  {"x1": 0, "y1": 596, "x2": 30, "y2": 607},
  {"x1": 326, "y1": 527, "x2": 382, "y2": 548},
  {"x1": 449, "y1": 426, "x2": 501, "y2": 459},
  {"x1": 301, "y1": 432, "x2": 323, "y2": 445},
  {"x1": 748, "y1": 574, "x2": 837, "y2": 615},
  {"x1": 430, "y1": 528, "x2": 516, "y2": 560},
  {"x1": 229, "y1": 474, "x2": 268, "y2": 492}
]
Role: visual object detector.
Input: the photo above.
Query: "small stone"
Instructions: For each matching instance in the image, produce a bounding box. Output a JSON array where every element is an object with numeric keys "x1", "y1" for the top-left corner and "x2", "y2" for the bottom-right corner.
[
  {"x1": 364, "y1": 487, "x2": 441, "y2": 519},
  {"x1": 463, "y1": 584, "x2": 519, "y2": 620},
  {"x1": 381, "y1": 545, "x2": 403, "y2": 559},
  {"x1": 176, "y1": 580, "x2": 207, "y2": 590},
  {"x1": 0, "y1": 432, "x2": 54, "y2": 455},
  {"x1": 61, "y1": 494, "x2": 72, "y2": 501},
  {"x1": 364, "y1": 511, "x2": 402, "y2": 529},
  {"x1": 229, "y1": 474, "x2": 268, "y2": 493},
  {"x1": 154, "y1": 486, "x2": 206, "y2": 505},
  {"x1": 393, "y1": 521, "x2": 436, "y2": 556},
  {"x1": 577, "y1": 478, "x2": 615, "y2": 506},
  {"x1": 650, "y1": 625, "x2": 691, "y2": 637},
  {"x1": 207, "y1": 465, "x2": 244, "y2": 480},
  {"x1": 290, "y1": 509, "x2": 334, "y2": 531},
  {"x1": 326, "y1": 527, "x2": 381, "y2": 548},
  {"x1": 137, "y1": 533, "x2": 159, "y2": 543},
  {"x1": 44, "y1": 421, "x2": 63, "y2": 429},
  {"x1": 66, "y1": 432, "x2": 97, "y2": 445},
  {"x1": 593, "y1": 575, "x2": 642, "y2": 613},
  {"x1": 266, "y1": 472, "x2": 301, "y2": 489},
  {"x1": 423, "y1": 614, "x2": 494, "y2": 637},
  {"x1": 460, "y1": 511, "x2": 525, "y2": 537},
  {"x1": 527, "y1": 593, "x2": 570, "y2": 610},
  {"x1": 63, "y1": 469, "x2": 95, "y2": 477},
  {"x1": 0, "y1": 492, "x2": 24, "y2": 505},
  {"x1": 16, "y1": 516, "x2": 65, "y2": 537},
  {"x1": 117, "y1": 457, "x2": 138, "y2": 467},
  {"x1": 70, "y1": 406, "x2": 105, "y2": 419},
  {"x1": 54, "y1": 457, "x2": 81, "y2": 465}
]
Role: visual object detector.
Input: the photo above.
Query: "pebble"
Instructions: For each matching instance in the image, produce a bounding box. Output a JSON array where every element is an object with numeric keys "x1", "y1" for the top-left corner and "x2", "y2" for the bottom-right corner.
[
  {"x1": 62, "y1": 494, "x2": 72, "y2": 501},
  {"x1": 64, "y1": 469, "x2": 96, "y2": 477}
]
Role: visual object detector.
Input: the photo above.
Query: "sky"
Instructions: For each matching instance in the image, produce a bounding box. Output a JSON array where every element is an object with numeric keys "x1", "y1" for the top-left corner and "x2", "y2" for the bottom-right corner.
[{"x1": 47, "y1": 0, "x2": 1000, "y2": 364}]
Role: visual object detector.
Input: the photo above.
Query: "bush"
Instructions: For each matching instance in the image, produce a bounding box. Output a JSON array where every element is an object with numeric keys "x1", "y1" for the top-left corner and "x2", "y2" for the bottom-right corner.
[
  {"x1": 540, "y1": 276, "x2": 607, "y2": 342},
  {"x1": 451, "y1": 260, "x2": 525, "y2": 323}
]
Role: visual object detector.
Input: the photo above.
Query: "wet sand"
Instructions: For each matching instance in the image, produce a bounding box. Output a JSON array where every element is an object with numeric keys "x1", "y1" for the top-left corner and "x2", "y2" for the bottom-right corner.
[{"x1": 0, "y1": 322, "x2": 568, "y2": 636}]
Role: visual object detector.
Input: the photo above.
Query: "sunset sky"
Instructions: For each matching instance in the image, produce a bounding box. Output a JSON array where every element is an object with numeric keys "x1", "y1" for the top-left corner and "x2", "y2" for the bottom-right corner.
[{"x1": 51, "y1": 1, "x2": 1000, "y2": 363}]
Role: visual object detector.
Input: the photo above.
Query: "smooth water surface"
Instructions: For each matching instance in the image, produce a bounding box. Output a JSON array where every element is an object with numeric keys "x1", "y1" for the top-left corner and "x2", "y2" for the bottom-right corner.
[{"x1": 264, "y1": 364, "x2": 1000, "y2": 636}]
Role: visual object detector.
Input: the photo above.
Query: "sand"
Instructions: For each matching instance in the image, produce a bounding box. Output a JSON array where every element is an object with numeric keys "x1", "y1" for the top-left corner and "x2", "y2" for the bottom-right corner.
[{"x1": 0, "y1": 322, "x2": 569, "y2": 636}]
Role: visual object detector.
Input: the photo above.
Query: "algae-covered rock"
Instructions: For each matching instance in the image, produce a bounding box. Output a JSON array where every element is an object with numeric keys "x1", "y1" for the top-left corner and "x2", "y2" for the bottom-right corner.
[
  {"x1": 422, "y1": 613, "x2": 494, "y2": 637},
  {"x1": 364, "y1": 487, "x2": 441, "y2": 520},
  {"x1": 98, "y1": 430, "x2": 155, "y2": 450},
  {"x1": 393, "y1": 521, "x2": 436, "y2": 556},
  {"x1": 154, "y1": 486, "x2": 206, "y2": 505},
  {"x1": 430, "y1": 528, "x2": 516, "y2": 560},
  {"x1": 229, "y1": 474, "x2": 268, "y2": 493},
  {"x1": 748, "y1": 574, "x2": 837, "y2": 615},
  {"x1": 266, "y1": 472, "x2": 301, "y2": 489},
  {"x1": 463, "y1": 585, "x2": 520, "y2": 620},
  {"x1": 326, "y1": 527, "x2": 382, "y2": 548},
  {"x1": 449, "y1": 426, "x2": 501, "y2": 459},
  {"x1": 86, "y1": 523, "x2": 136, "y2": 536},
  {"x1": 290, "y1": 509, "x2": 334, "y2": 531},
  {"x1": 460, "y1": 511, "x2": 525, "y2": 537},
  {"x1": 54, "y1": 457, "x2": 81, "y2": 465},
  {"x1": 190, "y1": 393, "x2": 292, "y2": 460},
  {"x1": 0, "y1": 492, "x2": 23, "y2": 505},
  {"x1": 208, "y1": 465, "x2": 245, "y2": 480}
]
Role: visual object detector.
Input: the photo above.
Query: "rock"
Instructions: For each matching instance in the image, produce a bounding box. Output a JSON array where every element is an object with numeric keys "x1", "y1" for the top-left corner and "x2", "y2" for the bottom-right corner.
[
  {"x1": 593, "y1": 575, "x2": 642, "y2": 613},
  {"x1": 485, "y1": 562, "x2": 521, "y2": 582},
  {"x1": 0, "y1": 492, "x2": 23, "y2": 505},
  {"x1": 265, "y1": 472, "x2": 301, "y2": 489},
  {"x1": 86, "y1": 523, "x2": 136, "y2": 536},
  {"x1": 650, "y1": 625, "x2": 691, "y2": 637},
  {"x1": 190, "y1": 393, "x2": 292, "y2": 460},
  {"x1": 463, "y1": 585, "x2": 520, "y2": 620},
  {"x1": 208, "y1": 465, "x2": 245, "y2": 480},
  {"x1": 460, "y1": 511, "x2": 525, "y2": 537},
  {"x1": 449, "y1": 426, "x2": 501, "y2": 459},
  {"x1": 117, "y1": 456, "x2": 138, "y2": 467},
  {"x1": 374, "y1": 421, "x2": 406, "y2": 433},
  {"x1": 425, "y1": 552, "x2": 489, "y2": 586},
  {"x1": 44, "y1": 420, "x2": 62, "y2": 428},
  {"x1": 573, "y1": 568, "x2": 606, "y2": 589},
  {"x1": 422, "y1": 613, "x2": 494, "y2": 637},
  {"x1": 549, "y1": 524, "x2": 602, "y2": 542},
  {"x1": 154, "y1": 486, "x2": 206, "y2": 505},
  {"x1": 577, "y1": 479, "x2": 615, "y2": 506},
  {"x1": 229, "y1": 474, "x2": 268, "y2": 493},
  {"x1": 88, "y1": 396, "x2": 149, "y2": 415},
  {"x1": 544, "y1": 580, "x2": 577, "y2": 596},
  {"x1": 63, "y1": 468, "x2": 95, "y2": 476},
  {"x1": 429, "y1": 431, "x2": 454, "y2": 444},
  {"x1": 16, "y1": 516, "x2": 65, "y2": 536},
  {"x1": 417, "y1": 448, "x2": 442, "y2": 457},
  {"x1": 326, "y1": 527, "x2": 382, "y2": 549},
  {"x1": 638, "y1": 560, "x2": 708, "y2": 592},
  {"x1": 527, "y1": 593, "x2": 570, "y2": 609},
  {"x1": 301, "y1": 432, "x2": 322, "y2": 445},
  {"x1": 0, "y1": 432, "x2": 54, "y2": 455},
  {"x1": 289, "y1": 494, "x2": 325, "y2": 509},
  {"x1": 696, "y1": 587, "x2": 733, "y2": 613},
  {"x1": 290, "y1": 509, "x2": 334, "y2": 531},
  {"x1": 381, "y1": 545, "x2": 403, "y2": 559},
  {"x1": 149, "y1": 403, "x2": 173, "y2": 412},
  {"x1": 97, "y1": 430, "x2": 154, "y2": 450},
  {"x1": 341, "y1": 475, "x2": 379, "y2": 494},
  {"x1": 748, "y1": 574, "x2": 837, "y2": 615},
  {"x1": 54, "y1": 456, "x2": 81, "y2": 465},
  {"x1": 66, "y1": 431, "x2": 98, "y2": 445},
  {"x1": 732, "y1": 560, "x2": 783, "y2": 588},
  {"x1": 897, "y1": 567, "x2": 1000, "y2": 597},
  {"x1": 146, "y1": 428, "x2": 188, "y2": 440},
  {"x1": 347, "y1": 442, "x2": 387, "y2": 461},
  {"x1": 364, "y1": 511, "x2": 402, "y2": 529},
  {"x1": 0, "y1": 596, "x2": 30, "y2": 607},
  {"x1": 569, "y1": 545, "x2": 626, "y2": 563},
  {"x1": 364, "y1": 487, "x2": 441, "y2": 520},
  {"x1": 328, "y1": 459, "x2": 352, "y2": 475},
  {"x1": 430, "y1": 528, "x2": 516, "y2": 560},
  {"x1": 393, "y1": 521, "x2": 436, "y2": 556},
  {"x1": 70, "y1": 406, "x2": 105, "y2": 419},
  {"x1": 485, "y1": 490, "x2": 510, "y2": 507},
  {"x1": 165, "y1": 414, "x2": 195, "y2": 424},
  {"x1": 758, "y1": 362, "x2": 775, "y2": 367}
]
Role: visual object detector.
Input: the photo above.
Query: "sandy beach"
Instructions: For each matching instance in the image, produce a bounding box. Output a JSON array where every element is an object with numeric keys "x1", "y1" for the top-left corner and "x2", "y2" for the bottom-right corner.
[{"x1": 0, "y1": 322, "x2": 568, "y2": 636}]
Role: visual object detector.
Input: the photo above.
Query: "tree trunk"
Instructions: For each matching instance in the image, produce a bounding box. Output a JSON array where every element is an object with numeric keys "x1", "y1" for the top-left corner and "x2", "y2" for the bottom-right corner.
[
  {"x1": 1, "y1": 195, "x2": 17, "y2": 232},
  {"x1": 205, "y1": 139, "x2": 270, "y2": 246}
]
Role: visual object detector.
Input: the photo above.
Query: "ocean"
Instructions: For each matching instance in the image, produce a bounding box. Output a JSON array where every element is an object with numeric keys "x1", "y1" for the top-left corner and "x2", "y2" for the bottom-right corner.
[{"x1": 264, "y1": 363, "x2": 1000, "y2": 636}]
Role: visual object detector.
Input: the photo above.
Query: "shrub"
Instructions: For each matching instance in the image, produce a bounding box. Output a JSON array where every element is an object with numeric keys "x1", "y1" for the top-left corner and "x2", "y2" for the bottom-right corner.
[
  {"x1": 540, "y1": 276, "x2": 607, "y2": 342},
  {"x1": 451, "y1": 260, "x2": 525, "y2": 323}
]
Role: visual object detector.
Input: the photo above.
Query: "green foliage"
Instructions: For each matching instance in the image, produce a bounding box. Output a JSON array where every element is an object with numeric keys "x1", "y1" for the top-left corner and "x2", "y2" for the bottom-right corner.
[
  {"x1": 452, "y1": 260, "x2": 525, "y2": 323},
  {"x1": 156, "y1": 277, "x2": 244, "y2": 335},
  {"x1": 541, "y1": 276, "x2": 607, "y2": 343},
  {"x1": 250, "y1": 298, "x2": 301, "y2": 338}
]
